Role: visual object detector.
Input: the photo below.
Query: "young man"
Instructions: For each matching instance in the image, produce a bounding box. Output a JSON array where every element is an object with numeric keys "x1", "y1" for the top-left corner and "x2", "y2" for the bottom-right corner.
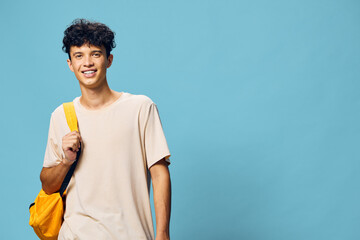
[{"x1": 40, "y1": 19, "x2": 171, "y2": 240}]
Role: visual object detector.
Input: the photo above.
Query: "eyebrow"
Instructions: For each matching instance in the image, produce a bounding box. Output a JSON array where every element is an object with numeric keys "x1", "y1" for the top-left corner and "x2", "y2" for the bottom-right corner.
[{"x1": 72, "y1": 50, "x2": 103, "y2": 56}]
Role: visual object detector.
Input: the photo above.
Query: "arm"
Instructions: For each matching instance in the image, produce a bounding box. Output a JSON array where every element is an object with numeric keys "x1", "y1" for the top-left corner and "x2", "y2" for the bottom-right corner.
[
  {"x1": 150, "y1": 158, "x2": 171, "y2": 240},
  {"x1": 40, "y1": 130, "x2": 81, "y2": 194},
  {"x1": 40, "y1": 161, "x2": 74, "y2": 194}
]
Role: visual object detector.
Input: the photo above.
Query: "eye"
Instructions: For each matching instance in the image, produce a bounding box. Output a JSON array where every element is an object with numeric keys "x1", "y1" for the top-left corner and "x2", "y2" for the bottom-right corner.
[
  {"x1": 74, "y1": 54, "x2": 82, "y2": 59},
  {"x1": 93, "y1": 53, "x2": 101, "y2": 57}
]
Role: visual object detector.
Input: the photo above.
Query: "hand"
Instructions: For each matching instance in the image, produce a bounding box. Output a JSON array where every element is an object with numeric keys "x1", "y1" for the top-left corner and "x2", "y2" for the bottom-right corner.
[{"x1": 62, "y1": 130, "x2": 82, "y2": 165}]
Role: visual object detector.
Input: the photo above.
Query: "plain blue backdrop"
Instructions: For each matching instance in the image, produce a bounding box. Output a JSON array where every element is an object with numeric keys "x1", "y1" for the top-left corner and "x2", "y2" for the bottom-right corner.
[{"x1": 0, "y1": 0, "x2": 359, "y2": 239}]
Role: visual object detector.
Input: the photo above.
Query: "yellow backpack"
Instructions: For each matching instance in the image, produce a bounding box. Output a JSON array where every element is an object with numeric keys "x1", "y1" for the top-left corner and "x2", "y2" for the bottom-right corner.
[{"x1": 29, "y1": 102, "x2": 80, "y2": 240}]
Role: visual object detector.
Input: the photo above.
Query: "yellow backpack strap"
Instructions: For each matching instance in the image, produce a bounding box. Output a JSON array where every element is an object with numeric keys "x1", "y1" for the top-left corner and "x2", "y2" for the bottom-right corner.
[
  {"x1": 63, "y1": 102, "x2": 78, "y2": 132},
  {"x1": 60, "y1": 101, "x2": 80, "y2": 197}
]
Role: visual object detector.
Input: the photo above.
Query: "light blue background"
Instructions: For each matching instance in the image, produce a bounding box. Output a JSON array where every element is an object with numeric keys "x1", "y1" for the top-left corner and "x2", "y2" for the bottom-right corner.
[{"x1": 0, "y1": 0, "x2": 359, "y2": 239}]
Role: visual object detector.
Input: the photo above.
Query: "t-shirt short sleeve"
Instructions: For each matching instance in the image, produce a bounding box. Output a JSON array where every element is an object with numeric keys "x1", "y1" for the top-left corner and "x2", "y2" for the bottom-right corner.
[
  {"x1": 43, "y1": 113, "x2": 66, "y2": 167},
  {"x1": 144, "y1": 103, "x2": 171, "y2": 168}
]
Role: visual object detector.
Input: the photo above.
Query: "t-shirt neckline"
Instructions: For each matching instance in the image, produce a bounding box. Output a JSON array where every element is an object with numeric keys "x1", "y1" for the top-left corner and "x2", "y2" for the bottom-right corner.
[{"x1": 74, "y1": 92, "x2": 127, "y2": 114}]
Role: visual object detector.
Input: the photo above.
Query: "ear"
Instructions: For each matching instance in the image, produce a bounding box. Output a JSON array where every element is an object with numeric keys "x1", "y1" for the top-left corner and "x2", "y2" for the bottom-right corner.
[
  {"x1": 107, "y1": 54, "x2": 113, "y2": 68},
  {"x1": 67, "y1": 59, "x2": 74, "y2": 72}
]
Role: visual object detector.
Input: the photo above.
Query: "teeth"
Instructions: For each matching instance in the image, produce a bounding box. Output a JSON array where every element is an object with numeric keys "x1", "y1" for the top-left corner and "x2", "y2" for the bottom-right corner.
[{"x1": 84, "y1": 71, "x2": 95, "y2": 74}]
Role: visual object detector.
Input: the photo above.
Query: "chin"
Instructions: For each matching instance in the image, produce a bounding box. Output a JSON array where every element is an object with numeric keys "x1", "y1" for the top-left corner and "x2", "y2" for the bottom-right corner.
[{"x1": 82, "y1": 81, "x2": 102, "y2": 89}]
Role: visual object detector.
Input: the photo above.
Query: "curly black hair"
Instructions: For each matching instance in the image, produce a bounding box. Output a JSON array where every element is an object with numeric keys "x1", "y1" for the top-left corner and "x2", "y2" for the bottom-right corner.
[{"x1": 62, "y1": 19, "x2": 116, "y2": 59}]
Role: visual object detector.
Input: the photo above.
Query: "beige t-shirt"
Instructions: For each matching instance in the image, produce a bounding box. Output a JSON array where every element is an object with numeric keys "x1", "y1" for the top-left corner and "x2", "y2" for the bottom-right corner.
[{"x1": 43, "y1": 92, "x2": 171, "y2": 240}]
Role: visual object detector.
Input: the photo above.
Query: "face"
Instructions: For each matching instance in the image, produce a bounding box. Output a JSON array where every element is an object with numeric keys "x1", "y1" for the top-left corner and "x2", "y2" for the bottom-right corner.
[{"x1": 67, "y1": 44, "x2": 113, "y2": 89}]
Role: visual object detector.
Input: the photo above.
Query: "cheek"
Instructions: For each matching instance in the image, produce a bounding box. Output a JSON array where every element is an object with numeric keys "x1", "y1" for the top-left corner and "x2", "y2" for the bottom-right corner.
[{"x1": 72, "y1": 62, "x2": 82, "y2": 71}]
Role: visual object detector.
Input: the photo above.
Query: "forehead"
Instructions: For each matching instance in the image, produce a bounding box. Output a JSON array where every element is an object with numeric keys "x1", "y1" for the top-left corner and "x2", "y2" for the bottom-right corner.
[{"x1": 69, "y1": 44, "x2": 105, "y2": 53}]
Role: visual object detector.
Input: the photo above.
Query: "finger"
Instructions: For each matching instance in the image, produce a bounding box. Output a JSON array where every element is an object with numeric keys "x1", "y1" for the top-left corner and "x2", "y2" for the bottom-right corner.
[
  {"x1": 74, "y1": 131, "x2": 82, "y2": 143},
  {"x1": 63, "y1": 140, "x2": 79, "y2": 150},
  {"x1": 72, "y1": 131, "x2": 81, "y2": 140},
  {"x1": 72, "y1": 143, "x2": 79, "y2": 151},
  {"x1": 63, "y1": 132, "x2": 75, "y2": 139},
  {"x1": 63, "y1": 139, "x2": 77, "y2": 146},
  {"x1": 77, "y1": 132, "x2": 82, "y2": 142},
  {"x1": 68, "y1": 130, "x2": 78, "y2": 136},
  {"x1": 65, "y1": 134, "x2": 80, "y2": 141}
]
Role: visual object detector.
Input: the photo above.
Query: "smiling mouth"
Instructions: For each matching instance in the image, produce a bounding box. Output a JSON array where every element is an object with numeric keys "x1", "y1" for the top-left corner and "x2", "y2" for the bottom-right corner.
[{"x1": 82, "y1": 70, "x2": 97, "y2": 77}]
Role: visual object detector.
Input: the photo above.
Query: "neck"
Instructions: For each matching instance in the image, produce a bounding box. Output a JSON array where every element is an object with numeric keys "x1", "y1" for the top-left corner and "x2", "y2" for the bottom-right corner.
[{"x1": 79, "y1": 81, "x2": 121, "y2": 110}]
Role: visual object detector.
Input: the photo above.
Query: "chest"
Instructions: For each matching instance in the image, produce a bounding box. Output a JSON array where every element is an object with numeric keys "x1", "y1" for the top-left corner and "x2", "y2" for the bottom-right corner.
[{"x1": 76, "y1": 108, "x2": 140, "y2": 149}]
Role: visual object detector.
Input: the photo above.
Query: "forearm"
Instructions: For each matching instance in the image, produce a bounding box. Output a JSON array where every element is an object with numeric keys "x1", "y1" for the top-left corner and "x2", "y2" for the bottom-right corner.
[
  {"x1": 40, "y1": 160, "x2": 72, "y2": 194},
  {"x1": 41, "y1": 130, "x2": 81, "y2": 194},
  {"x1": 152, "y1": 168, "x2": 171, "y2": 239}
]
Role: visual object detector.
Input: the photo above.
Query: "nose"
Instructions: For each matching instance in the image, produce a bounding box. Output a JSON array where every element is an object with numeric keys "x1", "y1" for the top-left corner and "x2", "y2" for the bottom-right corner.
[{"x1": 83, "y1": 55, "x2": 94, "y2": 67}]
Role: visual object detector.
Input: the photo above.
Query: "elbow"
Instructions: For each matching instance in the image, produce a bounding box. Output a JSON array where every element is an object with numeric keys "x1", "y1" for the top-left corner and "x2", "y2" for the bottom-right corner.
[
  {"x1": 41, "y1": 182, "x2": 59, "y2": 195},
  {"x1": 40, "y1": 177, "x2": 54, "y2": 195},
  {"x1": 41, "y1": 183, "x2": 55, "y2": 195},
  {"x1": 40, "y1": 168, "x2": 58, "y2": 195}
]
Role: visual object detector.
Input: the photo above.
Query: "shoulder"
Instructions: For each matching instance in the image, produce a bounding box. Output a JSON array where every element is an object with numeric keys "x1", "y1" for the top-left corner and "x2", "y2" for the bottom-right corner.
[
  {"x1": 50, "y1": 96, "x2": 81, "y2": 119},
  {"x1": 127, "y1": 93, "x2": 154, "y2": 104},
  {"x1": 46, "y1": 103, "x2": 71, "y2": 134},
  {"x1": 125, "y1": 93, "x2": 156, "y2": 108},
  {"x1": 50, "y1": 104, "x2": 65, "y2": 120},
  {"x1": 124, "y1": 93, "x2": 159, "y2": 121}
]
